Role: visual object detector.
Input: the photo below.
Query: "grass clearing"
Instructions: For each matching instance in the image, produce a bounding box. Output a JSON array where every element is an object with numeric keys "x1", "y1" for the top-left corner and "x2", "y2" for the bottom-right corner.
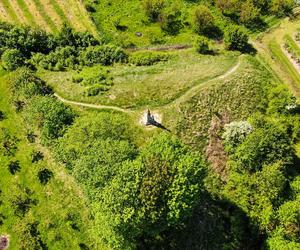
[
  {"x1": 40, "y1": 50, "x2": 239, "y2": 109},
  {"x1": 0, "y1": 68, "x2": 96, "y2": 249}
]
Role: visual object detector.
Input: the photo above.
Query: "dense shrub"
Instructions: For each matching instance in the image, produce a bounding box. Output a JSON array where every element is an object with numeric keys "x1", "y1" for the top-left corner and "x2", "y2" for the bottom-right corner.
[
  {"x1": 129, "y1": 51, "x2": 170, "y2": 66},
  {"x1": 79, "y1": 44, "x2": 128, "y2": 66},
  {"x1": 270, "y1": 0, "x2": 294, "y2": 17},
  {"x1": 224, "y1": 25, "x2": 249, "y2": 52},
  {"x1": 30, "y1": 46, "x2": 78, "y2": 71},
  {"x1": 160, "y1": 8, "x2": 182, "y2": 35},
  {"x1": 26, "y1": 96, "x2": 76, "y2": 143},
  {"x1": 193, "y1": 5, "x2": 215, "y2": 35},
  {"x1": 194, "y1": 36, "x2": 210, "y2": 54},
  {"x1": 10, "y1": 68, "x2": 51, "y2": 99},
  {"x1": 1, "y1": 49, "x2": 24, "y2": 71},
  {"x1": 142, "y1": 0, "x2": 165, "y2": 22},
  {"x1": 38, "y1": 169, "x2": 53, "y2": 185}
]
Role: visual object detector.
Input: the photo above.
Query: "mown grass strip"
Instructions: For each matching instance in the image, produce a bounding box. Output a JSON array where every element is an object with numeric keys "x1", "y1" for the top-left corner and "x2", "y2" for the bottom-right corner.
[
  {"x1": 32, "y1": 0, "x2": 58, "y2": 33},
  {"x1": 284, "y1": 34, "x2": 300, "y2": 57},
  {"x1": 16, "y1": 0, "x2": 37, "y2": 27},
  {"x1": 0, "y1": 0, "x2": 20, "y2": 23},
  {"x1": 268, "y1": 40, "x2": 300, "y2": 89},
  {"x1": 49, "y1": 0, "x2": 70, "y2": 26}
]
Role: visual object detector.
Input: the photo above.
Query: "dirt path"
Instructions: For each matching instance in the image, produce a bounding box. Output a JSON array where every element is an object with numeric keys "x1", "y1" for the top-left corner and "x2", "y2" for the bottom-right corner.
[
  {"x1": 54, "y1": 56, "x2": 242, "y2": 113},
  {"x1": 54, "y1": 93, "x2": 131, "y2": 113}
]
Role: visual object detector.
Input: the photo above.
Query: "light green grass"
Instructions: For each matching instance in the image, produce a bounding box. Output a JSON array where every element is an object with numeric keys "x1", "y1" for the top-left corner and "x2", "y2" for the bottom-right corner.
[
  {"x1": 268, "y1": 40, "x2": 300, "y2": 89},
  {"x1": 48, "y1": 0, "x2": 70, "y2": 26},
  {"x1": 32, "y1": 0, "x2": 58, "y2": 33},
  {"x1": 39, "y1": 50, "x2": 239, "y2": 109},
  {"x1": 16, "y1": 0, "x2": 38, "y2": 27},
  {"x1": 0, "y1": 68, "x2": 96, "y2": 249},
  {"x1": 0, "y1": 0, "x2": 20, "y2": 23}
]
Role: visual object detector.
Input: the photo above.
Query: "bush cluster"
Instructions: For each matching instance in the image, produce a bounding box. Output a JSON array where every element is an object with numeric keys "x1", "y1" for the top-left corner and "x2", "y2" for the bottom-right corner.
[{"x1": 129, "y1": 51, "x2": 171, "y2": 66}]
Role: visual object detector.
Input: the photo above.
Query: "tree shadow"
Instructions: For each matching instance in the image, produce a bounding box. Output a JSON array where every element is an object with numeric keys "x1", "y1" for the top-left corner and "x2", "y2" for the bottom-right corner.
[{"x1": 138, "y1": 192, "x2": 262, "y2": 250}]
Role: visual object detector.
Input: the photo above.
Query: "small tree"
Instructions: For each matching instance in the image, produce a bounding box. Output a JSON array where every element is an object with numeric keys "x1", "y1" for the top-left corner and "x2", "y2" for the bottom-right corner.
[
  {"x1": 143, "y1": 0, "x2": 165, "y2": 22},
  {"x1": 193, "y1": 5, "x2": 215, "y2": 35},
  {"x1": 1, "y1": 49, "x2": 24, "y2": 71},
  {"x1": 240, "y1": 0, "x2": 261, "y2": 25},
  {"x1": 224, "y1": 25, "x2": 249, "y2": 52},
  {"x1": 270, "y1": 0, "x2": 294, "y2": 17},
  {"x1": 194, "y1": 36, "x2": 210, "y2": 54}
]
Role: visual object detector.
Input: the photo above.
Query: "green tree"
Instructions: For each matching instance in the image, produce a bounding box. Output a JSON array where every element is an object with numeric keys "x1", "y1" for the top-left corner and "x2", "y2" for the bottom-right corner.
[
  {"x1": 1, "y1": 49, "x2": 24, "y2": 71},
  {"x1": 270, "y1": 0, "x2": 295, "y2": 17},
  {"x1": 94, "y1": 133, "x2": 206, "y2": 249},
  {"x1": 26, "y1": 96, "x2": 75, "y2": 143},
  {"x1": 142, "y1": 0, "x2": 165, "y2": 22},
  {"x1": 224, "y1": 25, "x2": 249, "y2": 52},
  {"x1": 193, "y1": 5, "x2": 215, "y2": 35},
  {"x1": 240, "y1": 0, "x2": 261, "y2": 25},
  {"x1": 194, "y1": 36, "x2": 210, "y2": 54}
]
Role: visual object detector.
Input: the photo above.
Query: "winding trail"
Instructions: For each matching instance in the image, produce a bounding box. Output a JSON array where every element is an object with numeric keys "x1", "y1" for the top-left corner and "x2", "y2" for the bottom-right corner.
[{"x1": 54, "y1": 56, "x2": 242, "y2": 113}]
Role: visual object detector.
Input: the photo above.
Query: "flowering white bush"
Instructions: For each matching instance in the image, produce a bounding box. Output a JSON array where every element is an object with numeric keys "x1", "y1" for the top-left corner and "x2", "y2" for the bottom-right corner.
[{"x1": 222, "y1": 121, "x2": 253, "y2": 151}]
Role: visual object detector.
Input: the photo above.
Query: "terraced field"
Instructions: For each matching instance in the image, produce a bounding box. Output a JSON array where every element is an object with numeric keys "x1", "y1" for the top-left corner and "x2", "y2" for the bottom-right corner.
[
  {"x1": 255, "y1": 18, "x2": 300, "y2": 98},
  {"x1": 0, "y1": 0, "x2": 97, "y2": 35}
]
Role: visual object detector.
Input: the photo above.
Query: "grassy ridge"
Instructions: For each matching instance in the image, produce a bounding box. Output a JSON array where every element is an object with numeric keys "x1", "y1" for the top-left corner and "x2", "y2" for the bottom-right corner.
[{"x1": 163, "y1": 56, "x2": 272, "y2": 148}]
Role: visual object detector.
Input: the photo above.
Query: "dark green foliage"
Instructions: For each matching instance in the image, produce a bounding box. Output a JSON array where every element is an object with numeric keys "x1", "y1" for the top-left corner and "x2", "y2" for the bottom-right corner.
[
  {"x1": 142, "y1": 0, "x2": 165, "y2": 22},
  {"x1": 31, "y1": 150, "x2": 44, "y2": 163},
  {"x1": 10, "y1": 67, "x2": 52, "y2": 99},
  {"x1": 194, "y1": 36, "x2": 210, "y2": 54},
  {"x1": 94, "y1": 133, "x2": 206, "y2": 249},
  {"x1": 0, "y1": 110, "x2": 6, "y2": 121},
  {"x1": 30, "y1": 46, "x2": 79, "y2": 71},
  {"x1": 0, "y1": 24, "x2": 54, "y2": 57},
  {"x1": 1, "y1": 49, "x2": 24, "y2": 71},
  {"x1": 193, "y1": 5, "x2": 215, "y2": 35},
  {"x1": 55, "y1": 112, "x2": 137, "y2": 169},
  {"x1": 129, "y1": 51, "x2": 170, "y2": 66},
  {"x1": 57, "y1": 23, "x2": 98, "y2": 48},
  {"x1": 270, "y1": 0, "x2": 295, "y2": 17},
  {"x1": 0, "y1": 128, "x2": 20, "y2": 156},
  {"x1": 38, "y1": 169, "x2": 53, "y2": 185},
  {"x1": 232, "y1": 117, "x2": 295, "y2": 172},
  {"x1": 79, "y1": 44, "x2": 128, "y2": 67},
  {"x1": 224, "y1": 25, "x2": 249, "y2": 52},
  {"x1": 11, "y1": 188, "x2": 37, "y2": 217},
  {"x1": 160, "y1": 8, "x2": 182, "y2": 35},
  {"x1": 26, "y1": 96, "x2": 76, "y2": 143},
  {"x1": 8, "y1": 160, "x2": 21, "y2": 175}
]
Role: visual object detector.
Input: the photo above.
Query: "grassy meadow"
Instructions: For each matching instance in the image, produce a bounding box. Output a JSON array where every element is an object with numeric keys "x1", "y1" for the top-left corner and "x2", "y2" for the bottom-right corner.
[{"x1": 38, "y1": 49, "x2": 239, "y2": 109}]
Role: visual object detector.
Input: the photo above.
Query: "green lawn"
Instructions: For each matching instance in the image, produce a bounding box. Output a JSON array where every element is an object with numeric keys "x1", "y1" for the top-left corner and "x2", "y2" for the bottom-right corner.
[
  {"x1": 39, "y1": 50, "x2": 239, "y2": 109},
  {"x1": 0, "y1": 67, "x2": 97, "y2": 249}
]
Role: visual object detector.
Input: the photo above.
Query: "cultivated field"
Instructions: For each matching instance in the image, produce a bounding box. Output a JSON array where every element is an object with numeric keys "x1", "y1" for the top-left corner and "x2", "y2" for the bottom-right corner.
[{"x1": 0, "y1": 0, "x2": 97, "y2": 35}]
